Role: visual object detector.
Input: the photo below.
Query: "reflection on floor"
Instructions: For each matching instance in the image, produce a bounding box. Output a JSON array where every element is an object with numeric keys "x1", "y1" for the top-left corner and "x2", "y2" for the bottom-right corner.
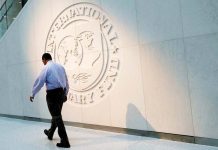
[{"x1": 0, "y1": 117, "x2": 218, "y2": 150}]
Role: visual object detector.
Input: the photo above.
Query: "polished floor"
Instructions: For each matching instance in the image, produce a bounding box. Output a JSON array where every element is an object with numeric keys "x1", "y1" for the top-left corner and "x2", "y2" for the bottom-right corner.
[{"x1": 0, "y1": 117, "x2": 217, "y2": 150}]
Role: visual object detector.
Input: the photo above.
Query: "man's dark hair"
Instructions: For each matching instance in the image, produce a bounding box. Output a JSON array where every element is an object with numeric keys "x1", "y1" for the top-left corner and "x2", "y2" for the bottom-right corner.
[{"x1": 42, "y1": 53, "x2": 52, "y2": 60}]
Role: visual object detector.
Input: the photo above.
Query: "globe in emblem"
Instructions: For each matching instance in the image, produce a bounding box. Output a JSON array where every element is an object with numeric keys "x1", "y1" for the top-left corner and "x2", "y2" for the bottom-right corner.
[{"x1": 45, "y1": 3, "x2": 120, "y2": 105}]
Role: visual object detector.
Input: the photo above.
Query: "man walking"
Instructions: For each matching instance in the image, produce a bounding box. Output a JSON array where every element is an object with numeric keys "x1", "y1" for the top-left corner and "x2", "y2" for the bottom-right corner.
[{"x1": 30, "y1": 53, "x2": 70, "y2": 148}]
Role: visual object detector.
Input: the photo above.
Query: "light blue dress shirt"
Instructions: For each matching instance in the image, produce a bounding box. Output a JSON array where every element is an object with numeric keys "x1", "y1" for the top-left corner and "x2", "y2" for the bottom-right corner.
[{"x1": 32, "y1": 60, "x2": 69, "y2": 97}]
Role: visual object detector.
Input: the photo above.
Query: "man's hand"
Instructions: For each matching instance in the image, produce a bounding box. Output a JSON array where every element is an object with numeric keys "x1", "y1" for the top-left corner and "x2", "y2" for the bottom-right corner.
[
  {"x1": 63, "y1": 95, "x2": 67, "y2": 102},
  {"x1": 30, "y1": 96, "x2": 34, "y2": 102}
]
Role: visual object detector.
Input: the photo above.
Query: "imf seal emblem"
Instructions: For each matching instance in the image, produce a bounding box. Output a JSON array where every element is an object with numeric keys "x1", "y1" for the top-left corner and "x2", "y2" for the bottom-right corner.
[{"x1": 45, "y1": 3, "x2": 120, "y2": 105}]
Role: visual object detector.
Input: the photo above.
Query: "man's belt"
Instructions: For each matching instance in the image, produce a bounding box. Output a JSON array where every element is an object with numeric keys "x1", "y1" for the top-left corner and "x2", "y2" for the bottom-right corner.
[{"x1": 46, "y1": 88, "x2": 64, "y2": 94}]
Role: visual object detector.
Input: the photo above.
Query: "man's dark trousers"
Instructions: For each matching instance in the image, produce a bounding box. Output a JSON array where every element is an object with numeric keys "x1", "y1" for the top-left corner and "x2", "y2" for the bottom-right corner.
[{"x1": 46, "y1": 88, "x2": 69, "y2": 142}]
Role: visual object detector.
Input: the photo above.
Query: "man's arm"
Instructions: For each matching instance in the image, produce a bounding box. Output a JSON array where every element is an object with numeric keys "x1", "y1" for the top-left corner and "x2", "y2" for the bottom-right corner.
[
  {"x1": 64, "y1": 69, "x2": 69, "y2": 96},
  {"x1": 30, "y1": 67, "x2": 48, "y2": 102}
]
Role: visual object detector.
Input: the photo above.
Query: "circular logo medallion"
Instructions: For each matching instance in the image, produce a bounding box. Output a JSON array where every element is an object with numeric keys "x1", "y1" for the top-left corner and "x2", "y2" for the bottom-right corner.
[{"x1": 45, "y1": 2, "x2": 120, "y2": 106}]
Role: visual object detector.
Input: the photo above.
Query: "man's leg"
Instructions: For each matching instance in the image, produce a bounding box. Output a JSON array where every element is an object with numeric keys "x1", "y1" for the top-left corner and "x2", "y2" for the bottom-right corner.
[
  {"x1": 54, "y1": 95, "x2": 70, "y2": 148},
  {"x1": 53, "y1": 115, "x2": 70, "y2": 148},
  {"x1": 44, "y1": 119, "x2": 56, "y2": 140},
  {"x1": 46, "y1": 90, "x2": 70, "y2": 148},
  {"x1": 44, "y1": 101, "x2": 63, "y2": 140},
  {"x1": 45, "y1": 93, "x2": 58, "y2": 140}
]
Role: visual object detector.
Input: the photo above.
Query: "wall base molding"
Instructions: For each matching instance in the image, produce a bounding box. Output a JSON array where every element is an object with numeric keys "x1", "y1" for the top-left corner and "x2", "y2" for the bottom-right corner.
[{"x1": 0, "y1": 114, "x2": 217, "y2": 147}]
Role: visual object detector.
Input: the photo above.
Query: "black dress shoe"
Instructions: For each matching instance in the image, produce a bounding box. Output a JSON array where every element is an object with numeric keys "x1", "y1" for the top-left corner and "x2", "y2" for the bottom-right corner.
[
  {"x1": 56, "y1": 141, "x2": 70, "y2": 148},
  {"x1": 44, "y1": 129, "x2": 53, "y2": 140}
]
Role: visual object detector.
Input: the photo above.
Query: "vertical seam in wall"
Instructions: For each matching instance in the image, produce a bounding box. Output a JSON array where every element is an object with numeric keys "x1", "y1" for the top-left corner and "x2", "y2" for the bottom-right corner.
[
  {"x1": 20, "y1": 0, "x2": 25, "y2": 118},
  {"x1": 179, "y1": 0, "x2": 196, "y2": 139},
  {"x1": 134, "y1": 0, "x2": 149, "y2": 130},
  {"x1": 99, "y1": 0, "x2": 112, "y2": 127}
]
